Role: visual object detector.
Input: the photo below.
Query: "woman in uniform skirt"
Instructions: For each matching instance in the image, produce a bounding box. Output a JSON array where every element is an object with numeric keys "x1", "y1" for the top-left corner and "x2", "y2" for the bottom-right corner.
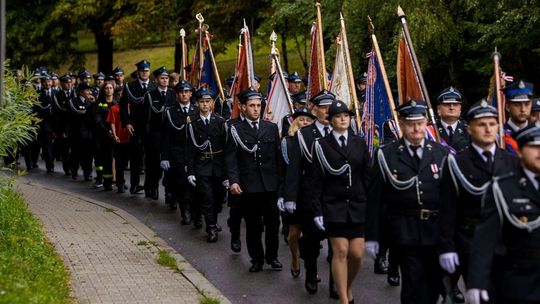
[
  {"x1": 311, "y1": 100, "x2": 371, "y2": 304},
  {"x1": 279, "y1": 108, "x2": 315, "y2": 278}
]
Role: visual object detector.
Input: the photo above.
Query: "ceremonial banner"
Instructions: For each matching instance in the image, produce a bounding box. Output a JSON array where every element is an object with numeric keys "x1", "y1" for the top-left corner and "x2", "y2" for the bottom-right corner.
[
  {"x1": 329, "y1": 29, "x2": 353, "y2": 107},
  {"x1": 362, "y1": 51, "x2": 394, "y2": 158},
  {"x1": 230, "y1": 24, "x2": 254, "y2": 119},
  {"x1": 307, "y1": 24, "x2": 323, "y2": 100},
  {"x1": 266, "y1": 67, "x2": 292, "y2": 133},
  {"x1": 397, "y1": 36, "x2": 424, "y2": 104}
]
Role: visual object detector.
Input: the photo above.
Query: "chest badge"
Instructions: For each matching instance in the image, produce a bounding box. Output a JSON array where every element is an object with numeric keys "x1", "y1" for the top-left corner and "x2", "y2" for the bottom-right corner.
[{"x1": 431, "y1": 163, "x2": 439, "y2": 179}]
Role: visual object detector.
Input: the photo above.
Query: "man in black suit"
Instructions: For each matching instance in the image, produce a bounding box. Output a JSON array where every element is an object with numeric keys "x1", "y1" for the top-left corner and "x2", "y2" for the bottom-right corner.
[
  {"x1": 503, "y1": 80, "x2": 533, "y2": 138},
  {"x1": 282, "y1": 89, "x2": 337, "y2": 295},
  {"x1": 161, "y1": 81, "x2": 199, "y2": 224},
  {"x1": 226, "y1": 87, "x2": 282, "y2": 273},
  {"x1": 119, "y1": 60, "x2": 156, "y2": 194},
  {"x1": 52, "y1": 74, "x2": 76, "y2": 175},
  {"x1": 68, "y1": 83, "x2": 95, "y2": 181},
  {"x1": 142, "y1": 66, "x2": 175, "y2": 200},
  {"x1": 436, "y1": 87, "x2": 470, "y2": 152},
  {"x1": 466, "y1": 122, "x2": 540, "y2": 304},
  {"x1": 439, "y1": 99, "x2": 519, "y2": 303},
  {"x1": 366, "y1": 99, "x2": 449, "y2": 304},
  {"x1": 34, "y1": 73, "x2": 56, "y2": 172},
  {"x1": 186, "y1": 88, "x2": 227, "y2": 242}
]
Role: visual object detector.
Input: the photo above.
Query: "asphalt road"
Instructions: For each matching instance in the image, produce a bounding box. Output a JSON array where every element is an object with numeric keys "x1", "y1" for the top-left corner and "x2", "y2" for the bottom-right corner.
[{"x1": 21, "y1": 163, "x2": 402, "y2": 304}]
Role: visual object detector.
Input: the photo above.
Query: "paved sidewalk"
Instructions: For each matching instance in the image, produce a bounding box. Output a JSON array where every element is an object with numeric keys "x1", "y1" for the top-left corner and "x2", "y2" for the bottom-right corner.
[{"x1": 17, "y1": 180, "x2": 230, "y2": 304}]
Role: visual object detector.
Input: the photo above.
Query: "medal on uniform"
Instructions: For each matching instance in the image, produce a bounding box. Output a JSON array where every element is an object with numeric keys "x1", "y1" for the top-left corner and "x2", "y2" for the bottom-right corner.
[{"x1": 431, "y1": 163, "x2": 439, "y2": 179}]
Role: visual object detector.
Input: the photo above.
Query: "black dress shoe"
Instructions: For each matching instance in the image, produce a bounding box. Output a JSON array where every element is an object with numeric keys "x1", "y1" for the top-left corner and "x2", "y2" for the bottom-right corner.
[
  {"x1": 305, "y1": 275, "x2": 318, "y2": 294},
  {"x1": 387, "y1": 272, "x2": 400, "y2": 287},
  {"x1": 291, "y1": 268, "x2": 301, "y2": 278},
  {"x1": 249, "y1": 262, "x2": 263, "y2": 273},
  {"x1": 349, "y1": 300, "x2": 354, "y2": 304},
  {"x1": 452, "y1": 286, "x2": 465, "y2": 303},
  {"x1": 194, "y1": 220, "x2": 203, "y2": 229},
  {"x1": 374, "y1": 254, "x2": 389, "y2": 274},
  {"x1": 230, "y1": 235, "x2": 241, "y2": 253},
  {"x1": 117, "y1": 186, "x2": 126, "y2": 193},
  {"x1": 130, "y1": 185, "x2": 144, "y2": 194},
  {"x1": 181, "y1": 211, "x2": 192, "y2": 225},
  {"x1": 266, "y1": 259, "x2": 283, "y2": 271},
  {"x1": 151, "y1": 189, "x2": 159, "y2": 200},
  {"x1": 144, "y1": 189, "x2": 151, "y2": 198}
]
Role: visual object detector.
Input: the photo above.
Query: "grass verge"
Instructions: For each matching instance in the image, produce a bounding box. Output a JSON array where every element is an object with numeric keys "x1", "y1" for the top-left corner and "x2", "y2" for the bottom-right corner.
[
  {"x1": 0, "y1": 188, "x2": 71, "y2": 304},
  {"x1": 157, "y1": 250, "x2": 180, "y2": 273}
]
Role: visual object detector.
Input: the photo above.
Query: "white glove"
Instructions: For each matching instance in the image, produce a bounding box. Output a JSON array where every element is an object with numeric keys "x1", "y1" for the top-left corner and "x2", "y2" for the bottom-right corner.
[
  {"x1": 222, "y1": 180, "x2": 230, "y2": 188},
  {"x1": 160, "y1": 160, "x2": 170, "y2": 171},
  {"x1": 187, "y1": 175, "x2": 197, "y2": 187},
  {"x1": 365, "y1": 241, "x2": 379, "y2": 259},
  {"x1": 276, "y1": 197, "x2": 285, "y2": 212},
  {"x1": 313, "y1": 216, "x2": 325, "y2": 231},
  {"x1": 439, "y1": 252, "x2": 460, "y2": 274},
  {"x1": 465, "y1": 289, "x2": 489, "y2": 304},
  {"x1": 284, "y1": 201, "x2": 296, "y2": 213}
]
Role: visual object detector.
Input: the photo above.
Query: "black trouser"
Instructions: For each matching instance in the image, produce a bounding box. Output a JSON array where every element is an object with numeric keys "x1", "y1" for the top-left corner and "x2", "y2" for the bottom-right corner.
[
  {"x1": 168, "y1": 165, "x2": 194, "y2": 216},
  {"x1": 20, "y1": 142, "x2": 33, "y2": 170},
  {"x1": 398, "y1": 245, "x2": 443, "y2": 304},
  {"x1": 227, "y1": 192, "x2": 243, "y2": 238},
  {"x1": 196, "y1": 176, "x2": 226, "y2": 230},
  {"x1": 54, "y1": 137, "x2": 70, "y2": 174},
  {"x1": 128, "y1": 135, "x2": 143, "y2": 188},
  {"x1": 70, "y1": 137, "x2": 93, "y2": 177},
  {"x1": 96, "y1": 136, "x2": 114, "y2": 187},
  {"x1": 241, "y1": 192, "x2": 280, "y2": 264},
  {"x1": 37, "y1": 127, "x2": 54, "y2": 171},
  {"x1": 113, "y1": 143, "x2": 130, "y2": 188},
  {"x1": 298, "y1": 210, "x2": 325, "y2": 278},
  {"x1": 143, "y1": 133, "x2": 162, "y2": 192}
]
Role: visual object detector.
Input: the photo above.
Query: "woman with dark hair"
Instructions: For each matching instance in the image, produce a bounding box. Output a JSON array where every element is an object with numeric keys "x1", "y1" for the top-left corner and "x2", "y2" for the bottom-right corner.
[
  {"x1": 311, "y1": 100, "x2": 371, "y2": 304},
  {"x1": 92, "y1": 82, "x2": 116, "y2": 190}
]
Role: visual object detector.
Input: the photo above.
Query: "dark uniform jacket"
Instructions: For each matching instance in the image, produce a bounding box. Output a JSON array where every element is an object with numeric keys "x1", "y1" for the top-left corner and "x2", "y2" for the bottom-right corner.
[
  {"x1": 439, "y1": 146, "x2": 519, "y2": 254},
  {"x1": 214, "y1": 97, "x2": 231, "y2": 120},
  {"x1": 143, "y1": 88, "x2": 173, "y2": 134},
  {"x1": 186, "y1": 113, "x2": 227, "y2": 178},
  {"x1": 436, "y1": 119, "x2": 470, "y2": 152},
  {"x1": 119, "y1": 80, "x2": 156, "y2": 134},
  {"x1": 310, "y1": 133, "x2": 371, "y2": 224},
  {"x1": 52, "y1": 89, "x2": 75, "y2": 136},
  {"x1": 504, "y1": 120, "x2": 528, "y2": 140},
  {"x1": 161, "y1": 103, "x2": 198, "y2": 167},
  {"x1": 67, "y1": 97, "x2": 94, "y2": 140},
  {"x1": 468, "y1": 168, "x2": 540, "y2": 301},
  {"x1": 35, "y1": 89, "x2": 56, "y2": 131},
  {"x1": 281, "y1": 114, "x2": 293, "y2": 138},
  {"x1": 367, "y1": 139, "x2": 449, "y2": 246},
  {"x1": 282, "y1": 123, "x2": 324, "y2": 217},
  {"x1": 92, "y1": 100, "x2": 115, "y2": 140},
  {"x1": 225, "y1": 119, "x2": 280, "y2": 193}
]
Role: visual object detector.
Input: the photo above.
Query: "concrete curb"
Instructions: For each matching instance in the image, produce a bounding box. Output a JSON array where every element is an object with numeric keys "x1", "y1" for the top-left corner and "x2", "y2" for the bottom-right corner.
[{"x1": 20, "y1": 179, "x2": 232, "y2": 304}]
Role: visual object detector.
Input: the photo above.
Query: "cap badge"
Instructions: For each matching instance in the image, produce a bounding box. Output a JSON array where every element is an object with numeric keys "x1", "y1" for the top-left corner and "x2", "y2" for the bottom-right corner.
[
  {"x1": 410, "y1": 100, "x2": 417, "y2": 107},
  {"x1": 481, "y1": 100, "x2": 488, "y2": 108},
  {"x1": 519, "y1": 81, "x2": 525, "y2": 89}
]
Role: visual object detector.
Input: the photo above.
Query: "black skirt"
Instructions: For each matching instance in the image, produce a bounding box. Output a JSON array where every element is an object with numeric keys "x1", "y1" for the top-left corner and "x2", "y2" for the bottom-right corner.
[
  {"x1": 325, "y1": 222, "x2": 365, "y2": 239},
  {"x1": 281, "y1": 210, "x2": 301, "y2": 225}
]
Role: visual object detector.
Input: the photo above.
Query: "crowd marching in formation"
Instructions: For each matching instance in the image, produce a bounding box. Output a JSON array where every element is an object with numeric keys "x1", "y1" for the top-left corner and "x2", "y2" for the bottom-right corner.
[{"x1": 5, "y1": 61, "x2": 540, "y2": 304}]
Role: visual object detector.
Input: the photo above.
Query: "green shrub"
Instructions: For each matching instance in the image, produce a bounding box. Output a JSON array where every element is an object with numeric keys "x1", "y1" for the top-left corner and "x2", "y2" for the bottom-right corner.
[{"x1": 0, "y1": 188, "x2": 71, "y2": 304}]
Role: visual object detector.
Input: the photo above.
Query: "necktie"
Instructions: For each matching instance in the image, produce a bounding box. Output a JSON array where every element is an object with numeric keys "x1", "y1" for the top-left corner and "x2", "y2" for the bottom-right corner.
[
  {"x1": 447, "y1": 126, "x2": 454, "y2": 138},
  {"x1": 47, "y1": 90, "x2": 51, "y2": 98},
  {"x1": 483, "y1": 151, "x2": 493, "y2": 173},
  {"x1": 410, "y1": 145, "x2": 421, "y2": 168},
  {"x1": 142, "y1": 83, "x2": 147, "y2": 90},
  {"x1": 161, "y1": 91, "x2": 166, "y2": 100},
  {"x1": 182, "y1": 107, "x2": 188, "y2": 114},
  {"x1": 339, "y1": 135, "x2": 347, "y2": 152},
  {"x1": 323, "y1": 126, "x2": 330, "y2": 136},
  {"x1": 252, "y1": 121, "x2": 258, "y2": 130},
  {"x1": 204, "y1": 118, "x2": 209, "y2": 126}
]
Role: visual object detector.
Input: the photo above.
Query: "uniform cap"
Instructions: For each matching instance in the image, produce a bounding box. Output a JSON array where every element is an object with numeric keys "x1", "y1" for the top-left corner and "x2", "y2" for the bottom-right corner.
[
  {"x1": 112, "y1": 66, "x2": 124, "y2": 75},
  {"x1": 174, "y1": 80, "x2": 193, "y2": 92},
  {"x1": 194, "y1": 87, "x2": 215, "y2": 100},
  {"x1": 437, "y1": 86, "x2": 463, "y2": 104},
  {"x1": 465, "y1": 99, "x2": 498, "y2": 122},
  {"x1": 135, "y1": 60, "x2": 151, "y2": 71},
  {"x1": 292, "y1": 107, "x2": 316, "y2": 120},
  {"x1": 532, "y1": 98, "x2": 540, "y2": 112},
  {"x1": 93, "y1": 72, "x2": 105, "y2": 80},
  {"x1": 515, "y1": 121, "x2": 540, "y2": 147},
  {"x1": 328, "y1": 100, "x2": 354, "y2": 118},
  {"x1": 291, "y1": 91, "x2": 307, "y2": 104},
  {"x1": 504, "y1": 80, "x2": 534, "y2": 102},
  {"x1": 288, "y1": 72, "x2": 302, "y2": 83},
  {"x1": 238, "y1": 87, "x2": 262, "y2": 104},
  {"x1": 396, "y1": 99, "x2": 427, "y2": 120},
  {"x1": 153, "y1": 66, "x2": 169, "y2": 78},
  {"x1": 310, "y1": 89, "x2": 335, "y2": 106}
]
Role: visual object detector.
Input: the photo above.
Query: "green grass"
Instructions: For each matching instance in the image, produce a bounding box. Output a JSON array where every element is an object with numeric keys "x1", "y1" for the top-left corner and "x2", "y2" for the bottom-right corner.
[
  {"x1": 200, "y1": 296, "x2": 220, "y2": 304},
  {"x1": 60, "y1": 37, "x2": 308, "y2": 93},
  {"x1": 0, "y1": 188, "x2": 71, "y2": 304},
  {"x1": 156, "y1": 250, "x2": 180, "y2": 272}
]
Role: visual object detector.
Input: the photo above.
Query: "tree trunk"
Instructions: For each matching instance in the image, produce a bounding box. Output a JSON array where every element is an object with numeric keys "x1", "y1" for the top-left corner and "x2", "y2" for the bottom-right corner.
[
  {"x1": 280, "y1": 32, "x2": 288, "y2": 73},
  {"x1": 174, "y1": 40, "x2": 182, "y2": 73},
  {"x1": 94, "y1": 29, "x2": 113, "y2": 74}
]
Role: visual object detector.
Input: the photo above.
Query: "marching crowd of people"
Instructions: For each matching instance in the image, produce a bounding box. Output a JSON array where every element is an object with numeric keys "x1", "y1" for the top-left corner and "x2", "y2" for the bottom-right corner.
[{"x1": 5, "y1": 59, "x2": 540, "y2": 304}]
